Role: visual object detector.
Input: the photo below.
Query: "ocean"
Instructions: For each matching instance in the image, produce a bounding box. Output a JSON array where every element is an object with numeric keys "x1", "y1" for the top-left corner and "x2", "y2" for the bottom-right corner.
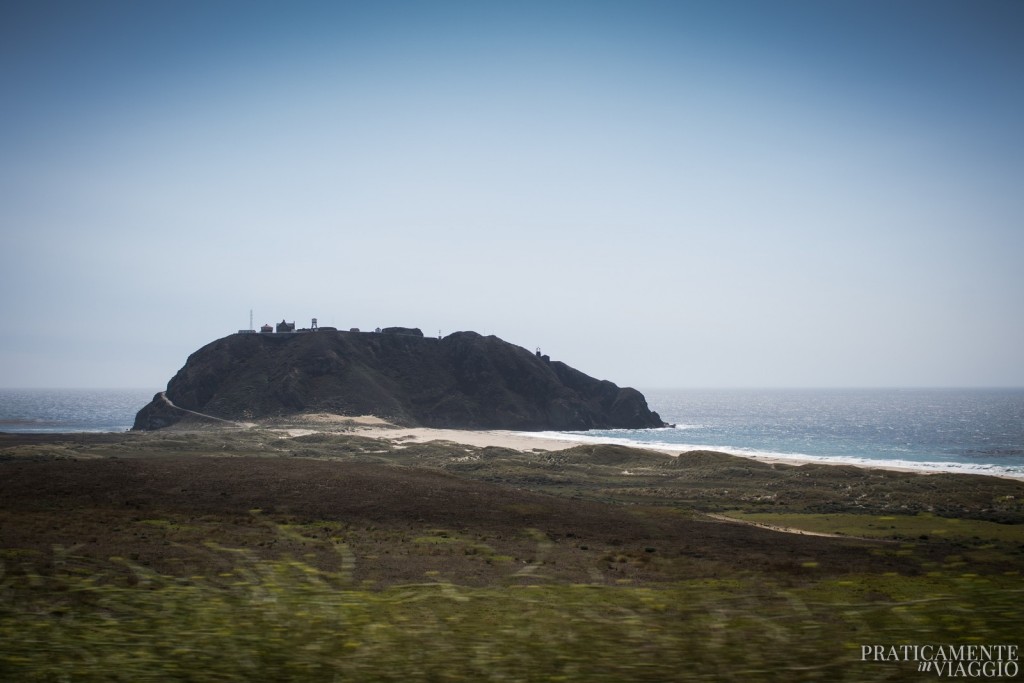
[
  {"x1": 1, "y1": 387, "x2": 1022, "y2": 478},
  {"x1": 0, "y1": 388, "x2": 157, "y2": 433},
  {"x1": 526, "y1": 388, "x2": 1024, "y2": 479}
]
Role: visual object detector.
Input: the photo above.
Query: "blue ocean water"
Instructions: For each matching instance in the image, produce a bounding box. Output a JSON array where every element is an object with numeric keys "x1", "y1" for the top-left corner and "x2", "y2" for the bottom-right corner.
[
  {"x1": 533, "y1": 389, "x2": 1024, "y2": 478},
  {"x1": 3, "y1": 388, "x2": 1022, "y2": 478},
  {"x1": 0, "y1": 389, "x2": 157, "y2": 433}
]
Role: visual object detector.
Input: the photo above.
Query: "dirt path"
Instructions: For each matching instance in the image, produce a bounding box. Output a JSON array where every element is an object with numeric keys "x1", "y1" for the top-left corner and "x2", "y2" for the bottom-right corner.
[
  {"x1": 704, "y1": 513, "x2": 879, "y2": 540},
  {"x1": 159, "y1": 392, "x2": 253, "y2": 428}
]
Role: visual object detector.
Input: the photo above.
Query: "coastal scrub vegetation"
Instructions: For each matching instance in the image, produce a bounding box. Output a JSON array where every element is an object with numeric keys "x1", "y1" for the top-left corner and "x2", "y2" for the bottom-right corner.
[
  {"x1": 2, "y1": 533, "x2": 1021, "y2": 682},
  {"x1": 1, "y1": 427, "x2": 1023, "y2": 681}
]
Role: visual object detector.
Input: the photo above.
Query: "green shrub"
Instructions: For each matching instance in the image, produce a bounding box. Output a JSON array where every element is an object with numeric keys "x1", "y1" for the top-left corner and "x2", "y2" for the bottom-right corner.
[{"x1": 2, "y1": 546, "x2": 1021, "y2": 682}]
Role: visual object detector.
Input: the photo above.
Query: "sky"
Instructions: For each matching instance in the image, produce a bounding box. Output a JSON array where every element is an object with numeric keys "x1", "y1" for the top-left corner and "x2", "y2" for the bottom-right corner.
[{"x1": 1, "y1": 0, "x2": 1022, "y2": 389}]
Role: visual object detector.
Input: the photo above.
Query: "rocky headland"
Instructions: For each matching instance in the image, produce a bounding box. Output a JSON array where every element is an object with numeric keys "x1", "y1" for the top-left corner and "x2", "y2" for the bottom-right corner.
[{"x1": 133, "y1": 328, "x2": 665, "y2": 431}]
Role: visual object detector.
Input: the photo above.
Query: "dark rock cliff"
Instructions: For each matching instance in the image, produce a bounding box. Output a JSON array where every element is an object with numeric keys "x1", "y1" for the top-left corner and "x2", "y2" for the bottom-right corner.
[{"x1": 133, "y1": 330, "x2": 666, "y2": 431}]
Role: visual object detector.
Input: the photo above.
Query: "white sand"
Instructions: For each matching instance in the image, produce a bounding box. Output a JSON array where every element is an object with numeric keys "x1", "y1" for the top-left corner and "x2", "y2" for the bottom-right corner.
[
  {"x1": 273, "y1": 415, "x2": 1021, "y2": 479},
  {"x1": 352, "y1": 425, "x2": 843, "y2": 467},
  {"x1": 349, "y1": 425, "x2": 1024, "y2": 478},
  {"x1": 354, "y1": 426, "x2": 588, "y2": 452}
]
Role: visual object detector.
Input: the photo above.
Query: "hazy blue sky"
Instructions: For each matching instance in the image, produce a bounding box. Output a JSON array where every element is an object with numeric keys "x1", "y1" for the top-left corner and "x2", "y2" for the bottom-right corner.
[{"x1": 2, "y1": 0, "x2": 1022, "y2": 389}]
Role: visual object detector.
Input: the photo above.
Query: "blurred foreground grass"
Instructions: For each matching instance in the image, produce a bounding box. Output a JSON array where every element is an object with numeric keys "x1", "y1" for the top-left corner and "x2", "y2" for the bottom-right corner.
[{"x1": 2, "y1": 547, "x2": 1021, "y2": 682}]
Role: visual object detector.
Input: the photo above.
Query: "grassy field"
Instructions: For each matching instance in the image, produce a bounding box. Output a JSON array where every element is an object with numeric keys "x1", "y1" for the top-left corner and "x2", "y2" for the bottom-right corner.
[
  {"x1": 3, "y1": 539, "x2": 1021, "y2": 681},
  {"x1": 2, "y1": 428, "x2": 1022, "y2": 681},
  {"x1": 717, "y1": 510, "x2": 1024, "y2": 543}
]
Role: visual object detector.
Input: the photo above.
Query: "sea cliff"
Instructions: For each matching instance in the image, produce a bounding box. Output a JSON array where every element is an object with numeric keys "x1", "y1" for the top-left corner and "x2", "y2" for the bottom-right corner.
[{"x1": 133, "y1": 329, "x2": 665, "y2": 431}]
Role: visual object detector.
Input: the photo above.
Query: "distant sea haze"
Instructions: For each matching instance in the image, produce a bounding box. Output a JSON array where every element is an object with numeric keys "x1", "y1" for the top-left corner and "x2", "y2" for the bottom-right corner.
[{"x1": 1, "y1": 388, "x2": 1022, "y2": 478}]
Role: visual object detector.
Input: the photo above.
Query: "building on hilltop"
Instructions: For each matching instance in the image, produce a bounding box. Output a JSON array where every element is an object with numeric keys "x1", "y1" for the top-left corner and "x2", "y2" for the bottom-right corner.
[
  {"x1": 237, "y1": 309, "x2": 258, "y2": 334},
  {"x1": 276, "y1": 320, "x2": 296, "y2": 333}
]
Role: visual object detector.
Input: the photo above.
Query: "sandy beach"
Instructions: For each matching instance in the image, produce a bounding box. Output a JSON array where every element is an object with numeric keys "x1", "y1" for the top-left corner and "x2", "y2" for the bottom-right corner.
[
  {"x1": 3, "y1": 422, "x2": 1022, "y2": 683},
  {"x1": 253, "y1": 414, "x2": 1024, "y2": 479},
  {"x1": 350, "y1": 424, "x2": 880, "y2": 469},
  {"x1": 353, "y1": 425, "x2": 595, "y2": 453},
  {"x1": 288, "y1": 414, "x2": 589, "y2": 454},
  {"x1": 342, "y1": 422, "x2": 1024, "y2": 480}
]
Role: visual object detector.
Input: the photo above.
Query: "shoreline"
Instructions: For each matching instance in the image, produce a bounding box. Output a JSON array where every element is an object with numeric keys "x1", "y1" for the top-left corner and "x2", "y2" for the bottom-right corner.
[
  {"x1": 4, "y1": 416, "x2": 1021, "y2": 480},
  {"x1": 351, "y1": 424, "x2": 1024, "y2": 480}
]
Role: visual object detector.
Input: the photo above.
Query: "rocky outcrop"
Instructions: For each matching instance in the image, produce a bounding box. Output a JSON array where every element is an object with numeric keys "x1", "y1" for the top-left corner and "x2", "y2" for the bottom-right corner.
[
  {"x1": 133, "y1": 330, "x2": 666, "y2": 431},
  {"x1": 381, "y1": 327, "x2": 424, "y2": 337}
]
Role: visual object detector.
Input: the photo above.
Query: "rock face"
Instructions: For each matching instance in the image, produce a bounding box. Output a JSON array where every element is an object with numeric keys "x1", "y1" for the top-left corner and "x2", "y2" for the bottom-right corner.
[{"x1": 133, "y1": 330, "x2": 665, "y2": 431}]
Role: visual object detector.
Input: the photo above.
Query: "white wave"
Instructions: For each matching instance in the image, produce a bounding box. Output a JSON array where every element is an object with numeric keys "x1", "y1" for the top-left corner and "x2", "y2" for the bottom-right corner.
[{"x1": 512, "y1": 431, "x2": 1024, "y2": 480}]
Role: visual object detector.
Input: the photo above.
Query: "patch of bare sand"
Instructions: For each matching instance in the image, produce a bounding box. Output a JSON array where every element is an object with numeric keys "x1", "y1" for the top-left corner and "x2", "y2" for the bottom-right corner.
[
  {"x1": 263, "y1": 416, "x2": 582, "y2": 451},
  {"x1": 352, "y1": 427, "x2": 591, "y2": 452},
  {"x1": 348, "y1": 426, "x2": 828, "y2": 463},
  {"x1": 266, "y1": 420, "x2": 1021, "y2": 479},
  {"x1": 272, "y1": 429, "x2": 320, "y2": 437},
  {"x1": 345, "y1": 427, "x2": 917, "y2": 470},
  {"x1": 300, "y1": 413, "x2": 395, "y2": 426}
]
